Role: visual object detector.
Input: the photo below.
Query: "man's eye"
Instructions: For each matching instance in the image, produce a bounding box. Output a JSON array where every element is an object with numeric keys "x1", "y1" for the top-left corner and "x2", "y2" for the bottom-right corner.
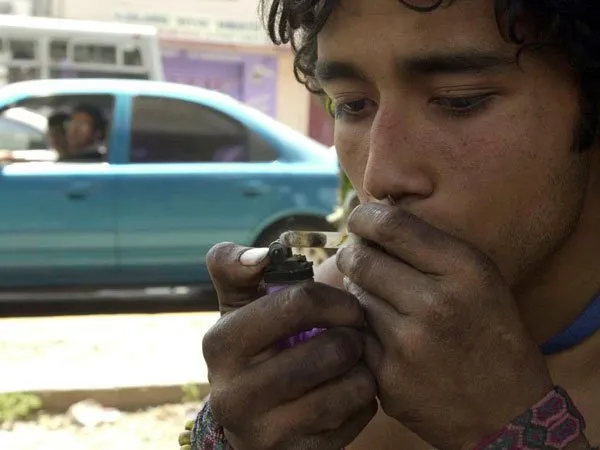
[
  {"x1": 432, "y1": 94, "x2": 492, "y2": 117},
  {"x1": 333, "y1": 99, "x2": 372, "y2": 119}
]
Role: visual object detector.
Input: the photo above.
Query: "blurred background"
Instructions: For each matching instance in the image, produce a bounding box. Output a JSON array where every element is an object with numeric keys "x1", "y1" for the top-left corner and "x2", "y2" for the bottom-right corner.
[
  {"x1": 0, "y1": 0, "x2": 334, "y2": 146},
  {"x1": 0, "y1": 1, "x2": 354, "y2": 448}
]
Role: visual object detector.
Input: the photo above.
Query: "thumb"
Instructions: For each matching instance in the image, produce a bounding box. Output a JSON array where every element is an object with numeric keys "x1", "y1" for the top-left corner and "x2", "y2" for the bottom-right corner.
[{"x1": 205, "y1": 242, "x2": 271, "y2": 315}]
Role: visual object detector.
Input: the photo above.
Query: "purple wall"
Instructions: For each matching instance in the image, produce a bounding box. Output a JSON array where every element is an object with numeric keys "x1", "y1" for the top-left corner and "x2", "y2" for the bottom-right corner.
[
  {"x1": 162, "y1": 48, "x2": 278, "y2": 117},
  {"x1": 240, "y1": 54, "x2": 277, "y2": 117}
]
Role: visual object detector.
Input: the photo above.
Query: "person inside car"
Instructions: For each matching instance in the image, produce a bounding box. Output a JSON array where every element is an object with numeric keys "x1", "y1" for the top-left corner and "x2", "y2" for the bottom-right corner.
[{"x1": 60, "y1": 104, "x2": 107, "y2": 162}]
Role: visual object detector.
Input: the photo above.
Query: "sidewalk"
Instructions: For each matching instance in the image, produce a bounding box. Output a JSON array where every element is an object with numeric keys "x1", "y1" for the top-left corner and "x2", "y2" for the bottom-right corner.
[{"x1": 0, "y1": 312, "x2": 220, "y2": 411}]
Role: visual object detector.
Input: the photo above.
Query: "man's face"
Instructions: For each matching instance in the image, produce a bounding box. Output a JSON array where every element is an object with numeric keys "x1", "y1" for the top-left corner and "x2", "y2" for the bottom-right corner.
[
  {"x1": 66, "y1": 112, "x2": 97, "y2": 151},
  {"x1": 317, "y1": 0, "x2": 596, "y2": 285}
]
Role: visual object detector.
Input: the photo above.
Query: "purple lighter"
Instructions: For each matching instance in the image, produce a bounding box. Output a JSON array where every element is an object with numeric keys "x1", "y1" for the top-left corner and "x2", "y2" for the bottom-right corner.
[
  {"x1": 264, "y1": 240, "x2": 345, "y2": 450},
  {"x1": 264, "y1": 241, "x2": 326, "y2": 349}
]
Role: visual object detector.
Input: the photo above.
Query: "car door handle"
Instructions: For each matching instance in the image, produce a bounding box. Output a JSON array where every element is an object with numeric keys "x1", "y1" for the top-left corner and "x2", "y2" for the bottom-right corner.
[
  {"x1": 240, "y1": 180, "x2": 270, "y2": 197},
  {"x1": 66, "y1": 182, "x2": 92, "y2": 200}
]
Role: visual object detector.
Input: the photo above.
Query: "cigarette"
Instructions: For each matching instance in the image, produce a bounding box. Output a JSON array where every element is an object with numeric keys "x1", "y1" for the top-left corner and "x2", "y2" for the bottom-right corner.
[{"x1": 278, "y1": 231, "x2": 350, "y2": 249}]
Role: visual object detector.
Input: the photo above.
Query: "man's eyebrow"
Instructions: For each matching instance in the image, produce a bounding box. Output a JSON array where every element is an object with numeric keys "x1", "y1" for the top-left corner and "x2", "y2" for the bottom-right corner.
[
  {"x1": 400, "y1": 51, "x2": 517, "y2": 76},
  {"x1": 315, "y1": 60, "x2": 368, "y2": 84},
  {"x1": 314, "y1": 51, "x2": 517, "y2": 84}
]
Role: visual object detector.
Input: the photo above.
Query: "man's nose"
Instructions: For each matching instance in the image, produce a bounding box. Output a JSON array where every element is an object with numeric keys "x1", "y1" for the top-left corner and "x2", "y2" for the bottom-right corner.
[{"x1": 363, "y1": 107, "x2": 435, "y2": 203}]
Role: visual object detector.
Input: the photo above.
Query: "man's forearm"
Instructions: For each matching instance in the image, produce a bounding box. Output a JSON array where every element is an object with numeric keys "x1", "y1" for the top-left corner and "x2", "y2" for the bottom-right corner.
[{"x1": 349, "y1": 387, "x2": 596, "y2": 450}]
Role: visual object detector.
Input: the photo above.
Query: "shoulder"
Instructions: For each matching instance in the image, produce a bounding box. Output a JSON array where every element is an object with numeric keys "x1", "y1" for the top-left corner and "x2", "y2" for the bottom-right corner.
[{"x1": 59, "y1": 148, "x2": 104, "y2": 162}]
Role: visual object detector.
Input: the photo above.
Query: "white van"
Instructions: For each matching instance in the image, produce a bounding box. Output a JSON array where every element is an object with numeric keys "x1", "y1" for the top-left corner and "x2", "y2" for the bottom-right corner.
[{"x1": 0, "y1": 14, "x2": 164, "y2": 84}]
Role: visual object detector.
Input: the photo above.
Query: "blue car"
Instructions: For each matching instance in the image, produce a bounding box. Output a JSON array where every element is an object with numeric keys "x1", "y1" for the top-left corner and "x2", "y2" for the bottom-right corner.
[{"x1": 0, "y1": 79, "x2": 338, "y2": 291}]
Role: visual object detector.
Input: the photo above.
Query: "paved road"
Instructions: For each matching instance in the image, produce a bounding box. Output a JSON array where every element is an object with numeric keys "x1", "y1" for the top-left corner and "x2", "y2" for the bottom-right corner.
[{"x1": 0, "y1": 311, "x2": 218, "y2": 394}]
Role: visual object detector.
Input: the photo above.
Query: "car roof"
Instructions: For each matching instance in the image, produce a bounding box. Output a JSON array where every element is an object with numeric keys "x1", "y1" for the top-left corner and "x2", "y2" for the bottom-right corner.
[{"x1": 0, "y1": 79, "x2": 238, "y2": 105}]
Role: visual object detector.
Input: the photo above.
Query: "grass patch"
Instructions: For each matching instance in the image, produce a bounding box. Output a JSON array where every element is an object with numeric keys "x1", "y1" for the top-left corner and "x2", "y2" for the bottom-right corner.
[
  {"x1": 181, "y1": 384, "x2": 204, "y2": 403},
  {"x1": 0, "y1": 392, "x2": 42, "y2": 423}
]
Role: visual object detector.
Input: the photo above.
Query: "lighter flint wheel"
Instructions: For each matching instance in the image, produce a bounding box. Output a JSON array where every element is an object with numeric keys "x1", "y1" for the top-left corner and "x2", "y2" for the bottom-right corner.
[{"x1": 293, "y1": 246, "x2": 330, "y2": 267}]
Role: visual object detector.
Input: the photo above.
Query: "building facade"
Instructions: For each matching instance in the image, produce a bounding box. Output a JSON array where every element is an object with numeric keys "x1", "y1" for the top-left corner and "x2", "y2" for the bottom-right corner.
[{"x1": 45, "y1": 0, "x2": 332, "y2": 140}]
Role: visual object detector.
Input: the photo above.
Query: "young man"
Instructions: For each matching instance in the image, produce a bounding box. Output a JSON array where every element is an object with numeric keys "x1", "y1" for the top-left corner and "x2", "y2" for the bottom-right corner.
[
  {"x1": 60, "y1": 104, "x2": 107, "y2": 162},
  {"x1": 189, "y1": 1, "x2": 600, "y2": 449}
]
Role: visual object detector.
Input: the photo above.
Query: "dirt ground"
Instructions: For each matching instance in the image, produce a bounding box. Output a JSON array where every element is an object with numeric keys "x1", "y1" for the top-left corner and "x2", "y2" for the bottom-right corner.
[
  {"x1": 0, "y1": 312, "x2": 218, "y2": 392},
  {"x1": 0, "y1": 402, "x2": 202, "y2": 450},
  {"x1": 0, "y1": 312, "x2": 220, "y2": 450}
]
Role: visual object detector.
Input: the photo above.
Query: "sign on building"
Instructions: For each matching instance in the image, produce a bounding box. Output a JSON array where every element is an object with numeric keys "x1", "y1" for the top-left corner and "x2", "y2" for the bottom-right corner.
[{"x1": 114, "y1": 11, "x2": 271, "y2": 46}]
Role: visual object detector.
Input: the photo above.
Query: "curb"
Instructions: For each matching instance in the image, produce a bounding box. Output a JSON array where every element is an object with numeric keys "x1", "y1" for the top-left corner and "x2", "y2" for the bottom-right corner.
[{"x1": 8, "y1": 382, "x2": 211, "y2": 413}]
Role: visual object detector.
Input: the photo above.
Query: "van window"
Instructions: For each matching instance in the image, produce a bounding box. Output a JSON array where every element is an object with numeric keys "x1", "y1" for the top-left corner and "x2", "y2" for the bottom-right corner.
[{"x1": 0, "y1": 16, "x2": 162, "y2": 81}]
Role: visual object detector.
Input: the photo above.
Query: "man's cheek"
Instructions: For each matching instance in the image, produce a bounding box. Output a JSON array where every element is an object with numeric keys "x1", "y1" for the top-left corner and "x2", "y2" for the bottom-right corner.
[{"x1": 337, "y1": 155, "x2": 367, "y2": 194}]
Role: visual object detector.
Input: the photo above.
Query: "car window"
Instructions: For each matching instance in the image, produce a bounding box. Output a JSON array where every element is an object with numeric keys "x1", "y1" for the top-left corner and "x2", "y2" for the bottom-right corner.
[
  {"x1": 15, "y1": 93, "x2": 116, "y2": 163},
  {"x1": 129, "y1": 95, "x2": 277, "y2": 163},
  {"x1": 0, "y1": 116, "x2": 46, "y2": 150}
]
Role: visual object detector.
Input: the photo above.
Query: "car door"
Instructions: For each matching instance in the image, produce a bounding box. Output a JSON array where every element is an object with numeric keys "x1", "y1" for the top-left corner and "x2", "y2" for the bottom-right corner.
[
  {"x1": 0, "y1": 92, "x2": 119, "y2": 290},
  {"x1": 114, "y1": 94, "x2": 281, "y2": 286},
  {"x1": 0, "y1": 162, "x2": 118, "y2": 289}
]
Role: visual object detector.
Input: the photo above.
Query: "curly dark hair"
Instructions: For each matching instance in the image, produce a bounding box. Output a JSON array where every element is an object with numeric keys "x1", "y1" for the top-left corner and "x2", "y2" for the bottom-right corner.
[{"x1": 260, "y1": 0, "x2": 600, "y2": 149}]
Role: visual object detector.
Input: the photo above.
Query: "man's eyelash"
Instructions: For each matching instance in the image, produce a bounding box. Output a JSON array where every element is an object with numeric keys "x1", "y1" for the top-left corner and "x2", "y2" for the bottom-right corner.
[{"x1": 431, "y1": 94, "x2": 494, "y2": 118}]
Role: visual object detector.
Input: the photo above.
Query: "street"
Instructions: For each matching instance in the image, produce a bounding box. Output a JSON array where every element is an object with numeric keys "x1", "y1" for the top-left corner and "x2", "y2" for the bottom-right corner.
[
  {"x1": 0, "y1": 287, "x2": 219, "y2": 318},
  {"x1": 0, "y1": 311, "x2": 218, "y2": 450}
]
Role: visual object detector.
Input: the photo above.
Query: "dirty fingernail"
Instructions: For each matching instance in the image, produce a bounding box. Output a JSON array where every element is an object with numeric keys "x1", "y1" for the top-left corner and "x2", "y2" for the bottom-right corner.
[
  {"x1": 343, "y1": 276, "x2": 365, "y2": 297},
  {"x1": 239, "y1": 247, "x2": 270, "y2": 266},
  {"x1": 343, "y1": 276, "x2": 352, "y2": 291}
]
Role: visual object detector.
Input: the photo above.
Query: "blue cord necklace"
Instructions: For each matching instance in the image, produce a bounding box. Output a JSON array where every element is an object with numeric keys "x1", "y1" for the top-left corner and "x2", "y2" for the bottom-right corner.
[{"x1": 540, "y1": 293, "x2": 600, "y2": 355}]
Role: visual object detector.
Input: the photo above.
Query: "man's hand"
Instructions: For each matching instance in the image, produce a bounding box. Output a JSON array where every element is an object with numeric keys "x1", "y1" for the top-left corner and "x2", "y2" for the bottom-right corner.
[
  {"x1": 336, "y1": 203, "x2": 554, "y2": 450},
  {"x1": 0, "y1": 150, "x2": 14, "y2": 162},
  {"x1": 202, "y1": 243, "x2": 378, "y2": 450}
]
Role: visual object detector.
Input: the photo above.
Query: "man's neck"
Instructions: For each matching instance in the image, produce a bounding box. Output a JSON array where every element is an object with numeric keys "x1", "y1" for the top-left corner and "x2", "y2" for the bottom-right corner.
[
  {"x1": 514, "y1": 158, "x2": 600, "y2": 345},
  {"x1": 515, "y1": 248, "x2": 600, "y2": 345}
]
